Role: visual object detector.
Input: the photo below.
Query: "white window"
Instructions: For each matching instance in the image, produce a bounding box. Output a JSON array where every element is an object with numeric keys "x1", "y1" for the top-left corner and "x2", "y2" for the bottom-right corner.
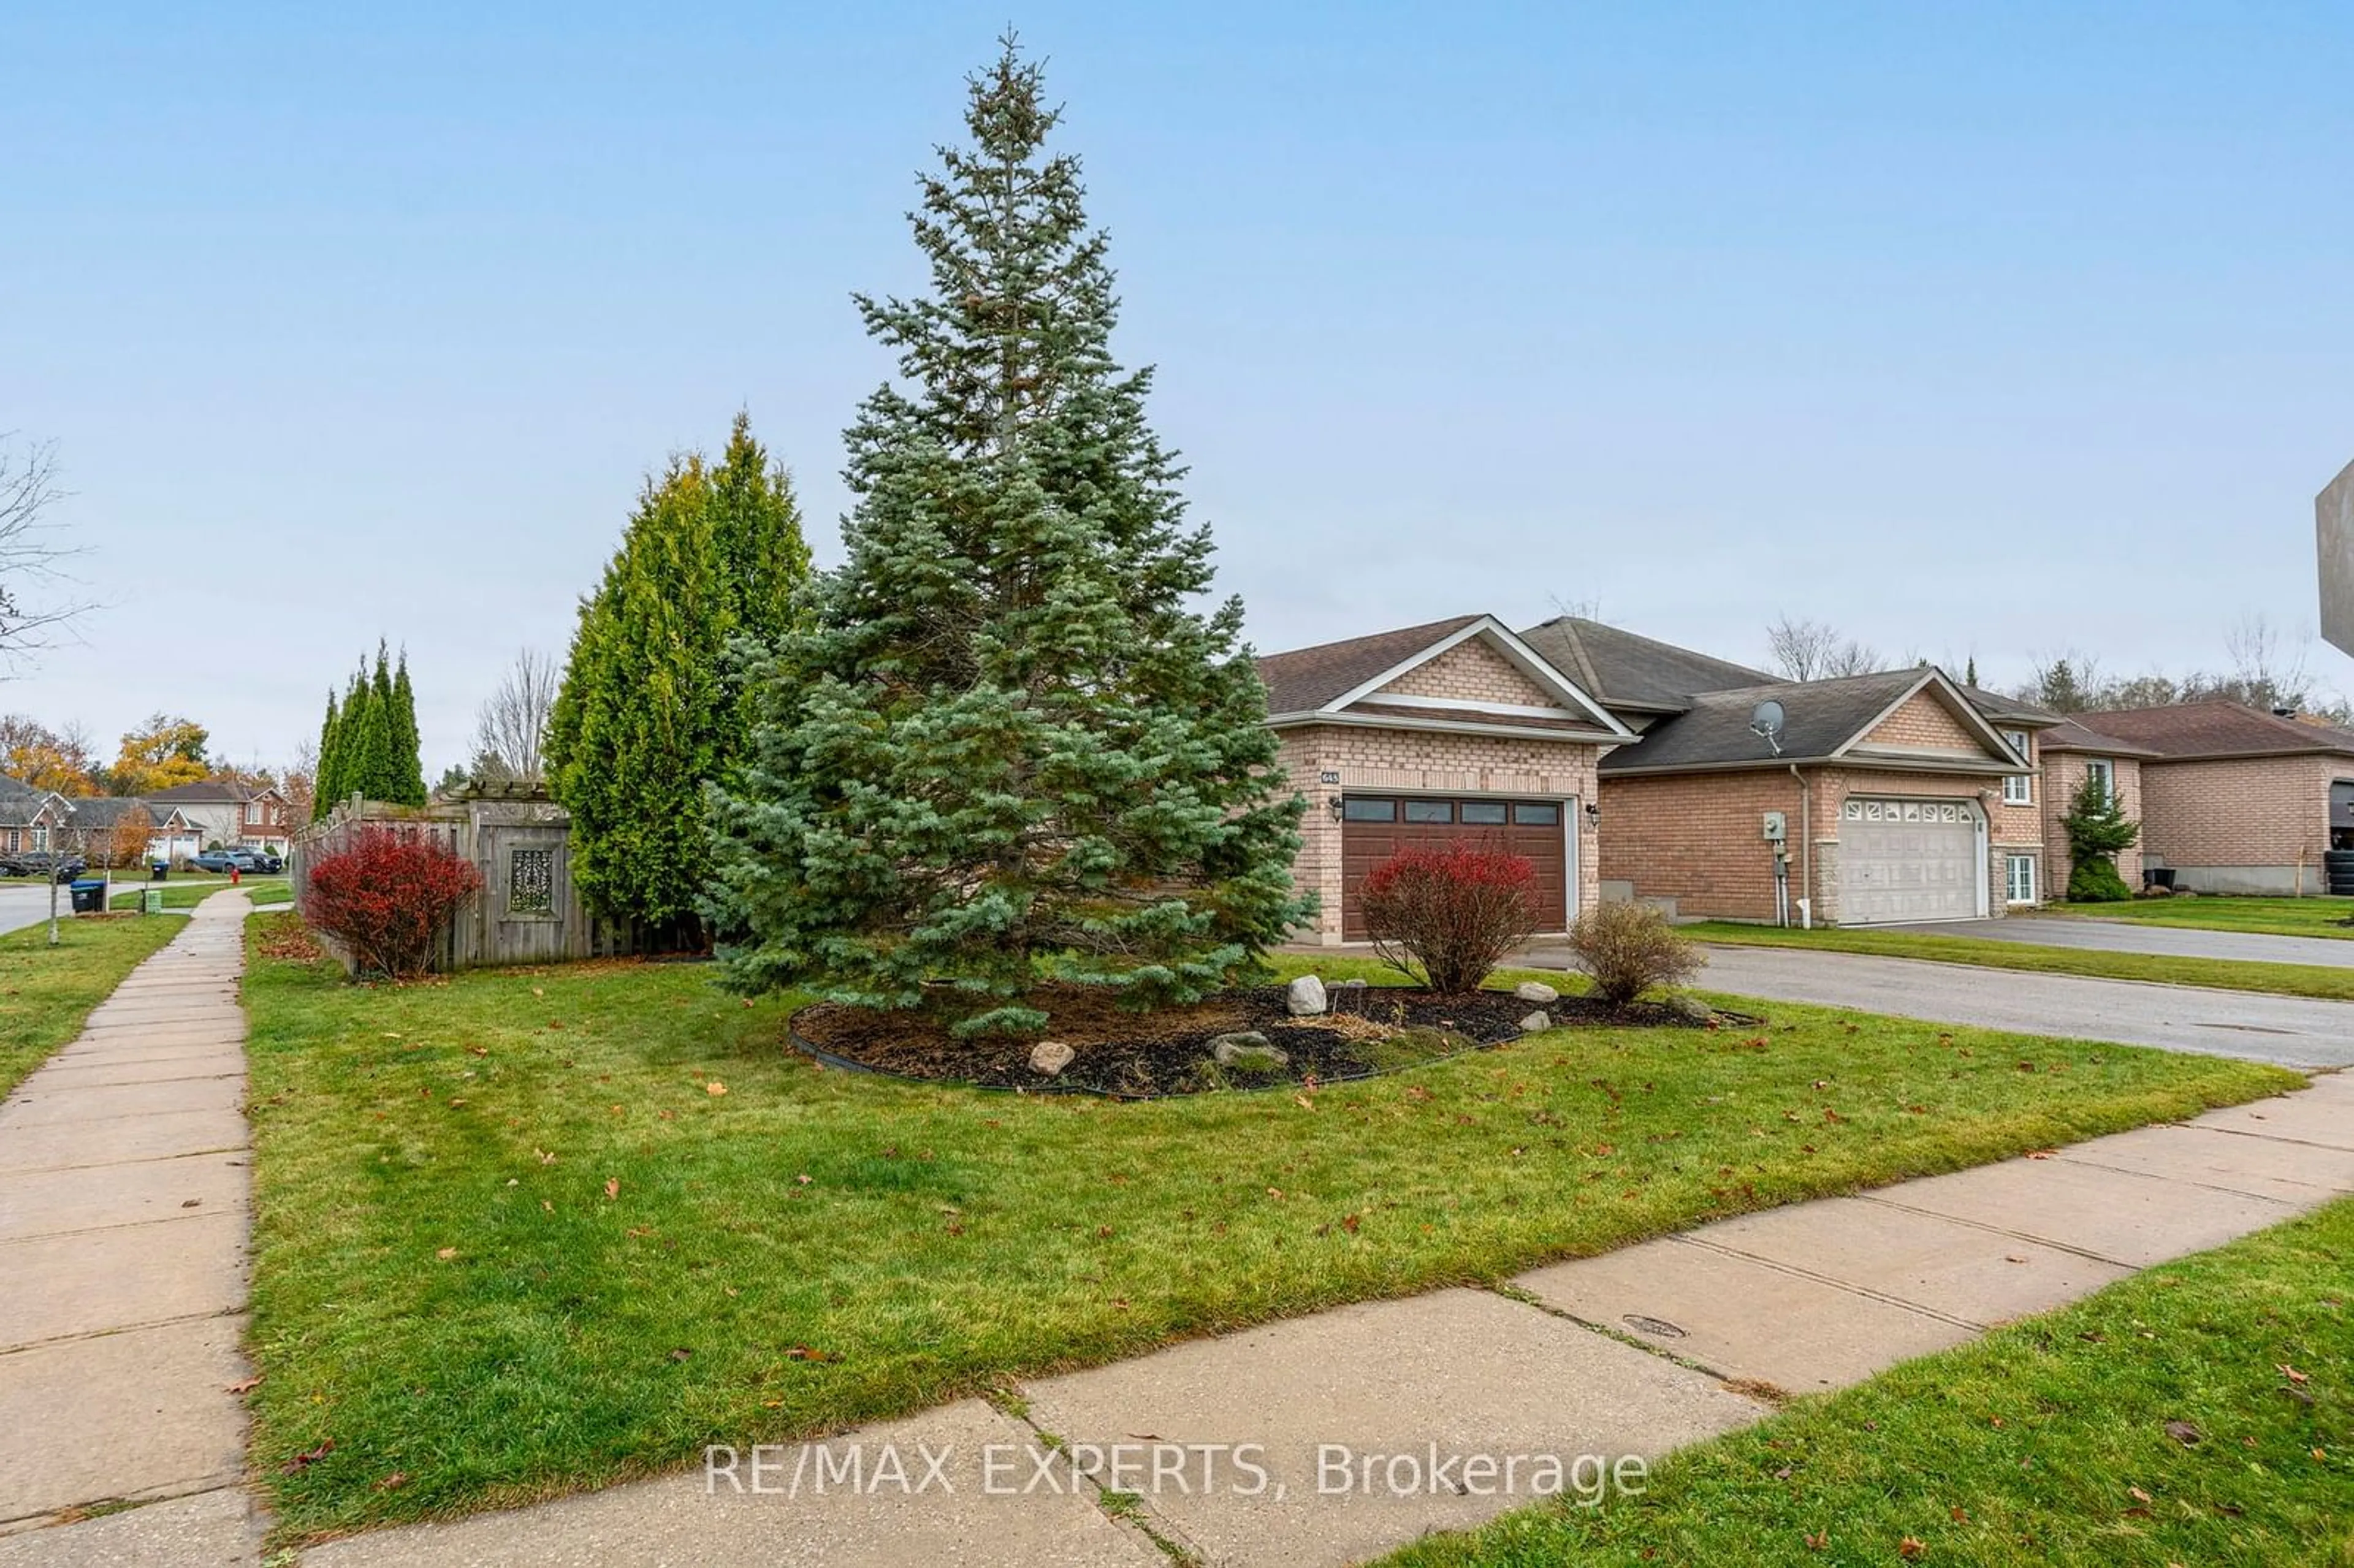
[
  {"x1": 2085, "y1": 758, "x2": 2114, "y2": 804},
  {"x1": 245, "y1": 801, "x2": 261, "y2": 825},
  {"x1": 2000, "y1": 729, "x2": 2032, "y2": 805},
  {"x1": 2006, "y1": 853, "x2": 2038, "y2": 905}
]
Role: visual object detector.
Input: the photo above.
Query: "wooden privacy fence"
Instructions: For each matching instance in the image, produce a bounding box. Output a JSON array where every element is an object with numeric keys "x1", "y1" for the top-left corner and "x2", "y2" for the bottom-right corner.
[{"x1": 291, "y1": 786, "x2": 636, "y2": 972}]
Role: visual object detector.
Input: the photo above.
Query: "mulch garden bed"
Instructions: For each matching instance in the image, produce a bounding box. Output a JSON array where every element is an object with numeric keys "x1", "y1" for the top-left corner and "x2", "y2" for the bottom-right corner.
[{"x1": 790, "y1": 981, "x2": 1731, "y2": 1098}]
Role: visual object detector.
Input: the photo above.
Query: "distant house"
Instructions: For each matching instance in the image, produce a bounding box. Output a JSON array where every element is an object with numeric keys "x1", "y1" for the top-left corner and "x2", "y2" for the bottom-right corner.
[
  {"x1": 0, "y1": 776, "x2": 72, "y2": 856},
  {"x1": 59, "y1": 796, "x2": 158, "y2": 869},
  {"x1": 1518, "y1": 618, "x2": 2040, "y2": 925},
  {"x1": 140, "y1": 779, "x2": 296, "y2": 860},
  {"x1": 2066, "y1": 702, "x2": 2354, "y2": 895}
]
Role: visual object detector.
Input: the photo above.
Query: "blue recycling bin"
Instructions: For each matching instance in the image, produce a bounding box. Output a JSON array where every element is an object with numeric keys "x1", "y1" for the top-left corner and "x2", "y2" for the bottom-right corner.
[
  {"x1": 150, "y1": 861, "x2": 169, "y2": 880},
  {"x1": 69, "y1": 878, "x2": 106, "y2": 915}
]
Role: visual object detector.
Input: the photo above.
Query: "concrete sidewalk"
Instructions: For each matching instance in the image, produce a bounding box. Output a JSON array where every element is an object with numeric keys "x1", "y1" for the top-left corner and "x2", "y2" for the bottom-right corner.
[
  {"x1": 0, "y1": 892, "x2": 265, "y2": 1565},
  {"x1": 295, "y1": 1071, "x2": 2353, "y2": 1568}
]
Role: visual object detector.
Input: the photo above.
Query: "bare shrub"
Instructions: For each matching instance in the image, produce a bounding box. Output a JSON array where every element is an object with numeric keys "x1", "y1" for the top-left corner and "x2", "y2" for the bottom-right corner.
[{"x1": 1566, "y1": 901, "x2": 1701, "y2": 1007}]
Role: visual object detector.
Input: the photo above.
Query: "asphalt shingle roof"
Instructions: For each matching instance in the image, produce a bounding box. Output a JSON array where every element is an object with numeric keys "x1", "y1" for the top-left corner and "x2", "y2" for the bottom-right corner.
[
  {"x1": 1600, "y1": 669, "x2": 1966, "y2": 773},
  {"x1": 1254, "y1": 615, "x2": 1484, "y2": 715},
  {"x1": 1517, "y1": 617, "x2": 1773, "y2": 712},
  {"x1": 142, "y1": 779, "x2": 256, "y2": 804},
  {"x1": 2068, "y1": 701, "x2": 2354, "y2": 761},
  {"x1": 2036, "y1": 717, "x2": 2163, "y2": 758}
]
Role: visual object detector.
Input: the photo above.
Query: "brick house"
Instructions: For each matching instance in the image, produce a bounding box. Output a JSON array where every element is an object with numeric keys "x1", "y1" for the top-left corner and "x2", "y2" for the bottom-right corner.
[
  {"x1": 1257, "y1": 615, "x2": 1634, "y2": 944},
  {"x1": 0, "y1": 777, "x2": 72, "y2": 858},
  {"x1": 2035, "y1": 717, "x2": 2159, "y2": 894},
  {"x1": 141, "y1": 778, "x2": 296, "y2": 859},
  {"x1": 1519, "y1": 618, "x2": 2039, "y2": 925},
  {"x1": 2065, "y1": 702, "x2": 2354, "y2": 895}
]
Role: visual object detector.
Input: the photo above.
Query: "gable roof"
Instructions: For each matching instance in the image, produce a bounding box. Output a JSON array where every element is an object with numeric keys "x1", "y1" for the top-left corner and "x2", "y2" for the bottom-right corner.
[
  {"x1": 0, "y1": 775, "x2": 70, "y2": 828},
  {"x1": 2068, "y1": 701, "x2": 2354, "y2": 762},
  {"x1": 1959, "y1": 685, "x2": 2062, "y2": 729},
  {"x1": 1517, "y1": 617, "x2": 1775, "y2": 714},
  {"x1": 1255, "y1": 615, "x2": 1484, "y2": 715},
  {"x1": 2036, "y1": 717, "x2": 2163, "y2": 758},
  {"x1": 56, "y1": 796, "x2": 151, "y2": 829},
  {"x1": 1256, "y1": 614, "x2": 1633, "y2": 742},
  {"x1": 1601, "y1": 667, "x2": 2025, "y2": 776}
]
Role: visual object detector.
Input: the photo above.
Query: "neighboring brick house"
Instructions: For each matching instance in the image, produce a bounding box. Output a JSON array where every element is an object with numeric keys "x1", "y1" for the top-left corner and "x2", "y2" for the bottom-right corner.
[
  {"x1": 2065, "y1": 702, "x2": 2354, "y2": 895},
  {"x1": 1257, "y1": 614, "x2": 1634, "y2": 944},
  {"x1": 142, "y1": 778, "x2": 296, "y2": 859},
  {"x1": 1519, "y1": 618, "x2": 2038, "y2": 925},
  {"x1": 2036, "y1": 717, "x2": 2159, "y2": 895},
  {"x1": 0, "y1": 776, "x2": 72, "y2": 857}
]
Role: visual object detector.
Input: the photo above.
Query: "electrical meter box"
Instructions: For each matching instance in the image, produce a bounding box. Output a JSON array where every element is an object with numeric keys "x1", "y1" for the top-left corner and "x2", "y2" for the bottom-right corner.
[{"x1": 1761, "y1": 811, "x2": 1788, "y2": 843}]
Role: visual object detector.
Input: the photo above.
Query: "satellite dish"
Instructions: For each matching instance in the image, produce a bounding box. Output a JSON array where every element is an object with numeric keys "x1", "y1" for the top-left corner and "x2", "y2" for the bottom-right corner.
[{"x1": 1750, "y1": 699, "x2": 1786, "y2": 756}]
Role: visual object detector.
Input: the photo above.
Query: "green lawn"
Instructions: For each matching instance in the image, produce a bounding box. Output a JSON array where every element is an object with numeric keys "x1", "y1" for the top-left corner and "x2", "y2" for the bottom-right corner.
[
  {"x1": 110, "y1": 877, "x2": 290, "y2": 911},
  {"x1": 1385, "y1": 1196, "x2": 2354, "y2": 1567},
  {"x1": 237, "y1": 916, "x2": 2296, "y2": 1544},
  {"x1": 1686, "y1": 921, "x2": 2354, "y2": 1003},
  {"x1": 2062, "y1": 895, "x2": 2354, "y2": 942},
  {"x1": 0, "y1": 915, "x2": 185, "y2": 1097}
]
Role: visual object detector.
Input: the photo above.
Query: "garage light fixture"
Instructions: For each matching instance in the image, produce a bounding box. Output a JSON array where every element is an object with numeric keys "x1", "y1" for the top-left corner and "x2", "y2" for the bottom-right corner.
[
  {"x1": 1328, "y1": 795, "x2": 1345, "y2": 822},
  {"x1": 1584, "y1": 802, "x2": 1600, "y2": 829}
]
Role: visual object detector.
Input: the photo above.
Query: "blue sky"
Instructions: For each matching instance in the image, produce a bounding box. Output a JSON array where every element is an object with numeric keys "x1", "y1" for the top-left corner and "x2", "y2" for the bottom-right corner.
[{"x1": 6, "y1": 2, "x2": 2352, "y2": 772}]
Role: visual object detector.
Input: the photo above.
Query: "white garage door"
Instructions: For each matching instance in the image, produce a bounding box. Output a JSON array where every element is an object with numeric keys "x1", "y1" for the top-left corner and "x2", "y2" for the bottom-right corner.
[{"x1": 1837, "y1": 797, "x2": 1983, "y2": 924}]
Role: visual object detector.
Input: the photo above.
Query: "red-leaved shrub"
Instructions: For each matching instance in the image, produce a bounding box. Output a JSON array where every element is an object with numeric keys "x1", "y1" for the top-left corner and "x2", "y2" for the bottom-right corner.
[
  {"x1": 302, "y1": 828, "x2": 482, "y2": 978},
  {"x1": 1358, "y1": 845, "x2": 1540, "y2": 994}
]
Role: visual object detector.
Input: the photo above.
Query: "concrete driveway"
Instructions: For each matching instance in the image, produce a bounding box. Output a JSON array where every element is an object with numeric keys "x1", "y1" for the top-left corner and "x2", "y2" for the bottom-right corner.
[
  {"x1": 1520, "y1": 943, "x2": 2354, "y2": 1069},
  {"x1": 1883, "y1": 915, "x2": 2354, "y2": 969}
]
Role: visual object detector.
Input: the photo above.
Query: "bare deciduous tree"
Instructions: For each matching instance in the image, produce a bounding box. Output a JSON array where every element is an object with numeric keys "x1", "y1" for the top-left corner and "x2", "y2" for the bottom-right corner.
[
  {"x1": 0, "y1": 435, "x2": 91, "y2": 667},
  {"x1": 1766, "y1": 615, "x2": 1882, "y2": 682},
  {"x1": 473, "y1": 647, "x2": 558, "y2": 784}
]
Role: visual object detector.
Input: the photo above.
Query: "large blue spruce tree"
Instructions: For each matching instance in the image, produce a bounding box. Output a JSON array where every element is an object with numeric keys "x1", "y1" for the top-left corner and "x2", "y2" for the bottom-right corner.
[{"x1": 709, "y1": 40, "x2": 1311, "y2": 1034}]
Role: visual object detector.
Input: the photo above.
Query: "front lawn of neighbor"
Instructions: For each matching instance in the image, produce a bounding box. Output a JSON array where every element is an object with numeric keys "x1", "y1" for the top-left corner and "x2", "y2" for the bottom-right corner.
[
  {"x1": 0, "y1": 915, "x2": 185, "y2": 1097},
  {"x1": 1385, "y1": 1196, "x2": 2354, "y2": 1567},
  {"x1": 236, "y1": 915, "x2": 2297, "y2": 1544},
  {"x1": 1686, "y1": 921, "x2": 2354, "y2": 1003},
  {"x1": 2063, "y1": 894, "x2": 2354, "y2": 942},
  {"x1": 110, "y1": 877, "x2": 291, "y2": 911}
]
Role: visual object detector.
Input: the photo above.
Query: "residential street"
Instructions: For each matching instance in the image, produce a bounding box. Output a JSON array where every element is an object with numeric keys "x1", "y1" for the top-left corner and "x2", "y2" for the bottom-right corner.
[
  {"x1": 1659, "y1": 944, "x2": 2354, "y2": 1068},
  {"x1": 1886, "y1": 914, "x2": 2354, "y2": 969},
  {"x1": 0, "y1": 886, "x2": 69, "y2": 940}
]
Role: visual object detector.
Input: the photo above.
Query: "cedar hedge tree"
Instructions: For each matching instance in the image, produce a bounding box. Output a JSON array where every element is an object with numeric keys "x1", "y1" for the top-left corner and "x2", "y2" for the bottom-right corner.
[
  {"x1": 545, "y1": 416, "x2": 808, "y2": 946},
  {"x1": 706, "y1": 39, "x2": 1312, "y2": 1037},
  {"x1": 312, "y1": 642, "x2": 427, "y2": 815}
]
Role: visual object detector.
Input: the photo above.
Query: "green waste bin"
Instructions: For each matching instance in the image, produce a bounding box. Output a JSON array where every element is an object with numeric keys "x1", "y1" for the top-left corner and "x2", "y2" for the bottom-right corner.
[{"x1": 142, "y1": 888, "x2": 165, "y2": 915}]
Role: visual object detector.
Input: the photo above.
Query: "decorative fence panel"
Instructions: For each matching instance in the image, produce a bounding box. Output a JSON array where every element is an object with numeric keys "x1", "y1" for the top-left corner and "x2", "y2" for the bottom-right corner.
[{"x1": 291, "y1": 787, "x2": 625, "y2": 973}]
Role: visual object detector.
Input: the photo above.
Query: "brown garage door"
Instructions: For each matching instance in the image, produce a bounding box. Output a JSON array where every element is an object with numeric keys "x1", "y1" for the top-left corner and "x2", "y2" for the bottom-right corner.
[{"x1": 1339, "y1": 796, "x2": 1571, "y2": 941}]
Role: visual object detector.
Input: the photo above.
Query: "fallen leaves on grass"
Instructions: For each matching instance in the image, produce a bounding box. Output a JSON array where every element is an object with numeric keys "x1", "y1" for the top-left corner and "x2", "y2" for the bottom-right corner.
[
  {"x1": 435, "y1": 1247, "x2": 457, "y2": 1260},
  {"x1": 226, "y1": 1375, "x2": 264, "y2": 1395},
  {"x1": 1899, "y1": 1538, "x2": 1925, "y2": 1559},
  {"x1": 604, "y1": 1179, "x2": 620, "y2": 1200},
  {"x1": 705, "y1": 1081, "x2": 727, "y2": 1096},
  {"x1": 373, "y1": 1471, "x2": 408, "y2": 1492},
  {"x1": 2163, "y1": 1420, "x2": 2203, "y2": 1446},
  {"x1": 282, "y1": 1439, "x2": 335, "y2": 1474},
  {"x1": 787, "y1": 1345, "x2": 834, "y2": 1363}
]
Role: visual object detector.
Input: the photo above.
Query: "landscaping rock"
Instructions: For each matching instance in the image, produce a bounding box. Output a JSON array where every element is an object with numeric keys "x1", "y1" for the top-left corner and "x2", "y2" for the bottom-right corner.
[
  {"x1": 1518, "y1": 1011, "x2": 1552, "y2": 1033},
  {"x1": 1286, "y1": 975, "x2": 1328, "y2": 1016},
  {"x1": 1028, "y1": 1040, "x2": 1076, "y2": 1076},
  {"x1": 1514, "y1": 980, "x2": 1561, "y2": 1005},
  {"x1": 1210, "y1": 1032, "x2": 1289, "y2": 1070},
  {"x1": 1663, "y1": 995, "x2": 1715, "y2": 1025}
]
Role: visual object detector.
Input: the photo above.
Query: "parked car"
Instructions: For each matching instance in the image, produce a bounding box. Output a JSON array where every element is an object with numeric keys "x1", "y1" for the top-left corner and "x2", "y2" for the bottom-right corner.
[
  {"x1": 3, "y1": 851, "x2": 89, "y2": 882},
  {"x1": 191, "y1": 847, "x2": 282, "y2": 875}
]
